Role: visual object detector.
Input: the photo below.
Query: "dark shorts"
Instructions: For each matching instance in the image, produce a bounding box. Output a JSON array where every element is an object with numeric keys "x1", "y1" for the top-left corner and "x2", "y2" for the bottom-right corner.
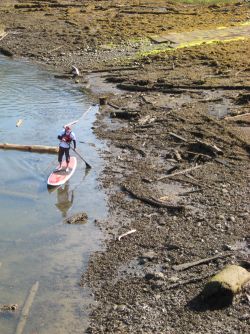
[{"x1": 58, "y1": 146, "x2": 70, "y2": 163}]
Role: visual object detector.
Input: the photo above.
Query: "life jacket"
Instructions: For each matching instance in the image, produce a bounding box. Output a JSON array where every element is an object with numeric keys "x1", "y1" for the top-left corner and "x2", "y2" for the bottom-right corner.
[{"x1": 62, "y1": 130, "x2": 72, "y2": 143}]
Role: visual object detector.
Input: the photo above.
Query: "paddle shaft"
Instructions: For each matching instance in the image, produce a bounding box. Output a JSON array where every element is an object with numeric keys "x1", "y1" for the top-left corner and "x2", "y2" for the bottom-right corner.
[
  {"x1": 64, "y1": 105, "x2": 94, "y2": 129},
  {"x1": 71, "y1": 146, "x2": 92, "y2": 169},
  {"x1": 66, "y1": 105, "x2": 97, "y2": 169}
]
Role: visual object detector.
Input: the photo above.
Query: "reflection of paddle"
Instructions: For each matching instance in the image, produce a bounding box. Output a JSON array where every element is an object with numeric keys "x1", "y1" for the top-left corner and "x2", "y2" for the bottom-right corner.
[{"x1": 71, "y1": 146, "x2": 92, "y2": 169}]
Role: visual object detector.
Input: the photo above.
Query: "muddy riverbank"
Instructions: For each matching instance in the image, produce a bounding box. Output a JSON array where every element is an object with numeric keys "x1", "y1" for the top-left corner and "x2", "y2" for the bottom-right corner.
[{"x1": 0, "y1": 1, "x2": 249, "y2": 333}]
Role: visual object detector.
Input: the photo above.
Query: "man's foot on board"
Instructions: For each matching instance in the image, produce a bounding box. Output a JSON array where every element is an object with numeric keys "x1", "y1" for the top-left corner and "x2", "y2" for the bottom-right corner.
[
  {"x1": 54, "y1": 166, "x2": 62, "y2": 172},
  {"x1": 66, "y1": 167, "x2": 69, "y2": 173}
]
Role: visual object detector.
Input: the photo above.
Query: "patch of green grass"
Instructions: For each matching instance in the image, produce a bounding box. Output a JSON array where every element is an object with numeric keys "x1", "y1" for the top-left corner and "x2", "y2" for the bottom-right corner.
[{"x1": 136, "y1": 36, "x2": 247, "y2": 59}]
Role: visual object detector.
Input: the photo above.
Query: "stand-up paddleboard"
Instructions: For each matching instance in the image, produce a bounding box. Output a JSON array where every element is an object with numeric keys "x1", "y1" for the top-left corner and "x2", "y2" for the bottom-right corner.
[{"x1": 47, "y1": 157, "x2": 77, "y2": 187}]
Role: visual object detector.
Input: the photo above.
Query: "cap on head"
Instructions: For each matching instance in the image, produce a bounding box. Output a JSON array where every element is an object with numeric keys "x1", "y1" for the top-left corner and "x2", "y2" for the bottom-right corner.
[{"x1": 65, "y1": 125, "x2": 71, "y2": 131}]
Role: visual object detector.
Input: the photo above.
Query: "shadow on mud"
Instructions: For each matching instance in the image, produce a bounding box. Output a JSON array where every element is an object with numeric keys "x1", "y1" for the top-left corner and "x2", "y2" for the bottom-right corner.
[{"x1": 187, "y1": 286, "x2": 234, "y2": 312}]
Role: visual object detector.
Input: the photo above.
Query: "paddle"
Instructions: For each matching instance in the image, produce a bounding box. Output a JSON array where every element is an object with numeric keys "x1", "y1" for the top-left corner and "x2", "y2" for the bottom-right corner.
[
  {"x1": 66, "y1": 105, "x2": 98, "y2": 169},
  {"x1": 63, "y1": 105, "x2": 95, "y2": 129},
  {"x1": 71, "y1": 146, "x2": 92, "y2": 169}
]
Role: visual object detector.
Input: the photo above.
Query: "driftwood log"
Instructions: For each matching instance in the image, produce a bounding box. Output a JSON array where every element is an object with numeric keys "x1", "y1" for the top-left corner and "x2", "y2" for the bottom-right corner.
[
  {"x1": 202, "y1": 265, "x2": 250, "y2": 298},
  {"x1": 0, "y1": 32, "x2": 8, "y2": 42},
  {"x1": 14, "y1": 3, "x2": 82, "y2": 9},
  {"x1": 0, "y1": 143, "x2": 58, "y2": 154},
  {"x1": 155, "y1": 164, "x2": 205, "y2": 182},
  {"x1": 15, "y1": 281, "x2": 39, "y2": 334},
  {"x1": 0, "y1": 46, "x2": 13, "y2": 57},
  {"x1": 122, "y1": 184, "x2": 185, "y2": 211},
  {"x1": 118, "y1": 229, "x2": 137, "y2": 241},
  {"x1": 110, "y1": 110, "x2": 139, "y2": 119},
  {"x1": 172, "y1": 254, "x2": 229, "y2": 271}
]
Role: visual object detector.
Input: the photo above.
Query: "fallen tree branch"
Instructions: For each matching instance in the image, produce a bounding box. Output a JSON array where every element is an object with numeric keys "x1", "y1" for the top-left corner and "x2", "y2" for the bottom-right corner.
[
  {"x1": 122, "y1": 184, "x2": 185, "y2": 211},
  {"x1": 195, "y1": 139, "x2": 223, "y2": 156},
  {"x1": 120, "y1": 8, "x2": 196, "y2": 15},
  {"x1": 201, "y1": 113, "x2": 250, "y2": 152},
  {"x1": 117, "y1": 83, "x2": 151, "y2": 92},
  {"x1": 110, "y1": 110, "x2": 139, "y2": 120},
  {"x1": 224, "y1": 113, "x2": 250, "y2": 121},
  {"x1": 89, "y1": 66, "x2": 140, "y2": 74},
  {"x1": 167, "y1": 272, "x2": 214, "y2": 290},
  {"x1": 118, "y1": 81, "x2": 250, "y2": 93},
  {"x1": 117, "y1": 83, "x2": 186, "y2": 94},
  {"x1": 0, "y1": 46, "x2": 13, "y2": 57},
  {"x1": 156, "y1": 83, "x2": 250, "y2": 91},
  {"x1": 48, "y1": 45, "x2": 63, "y2": 53},
  {"x1": 107, "y1": 102, "x2": 120, "y2": 109},
  {"x1": 14, "y1": 3, "x2": 83, "y2": 9},
  {"x1": 118, "y1": 229, "x2": 137, "y2": 241},
  {"x1": 15, "y1": 281, "x2": 39, "y2": 334},
  {"x1": 120, "y1": 10, "x2": 179, "y2": 15},
  {"x1": 0, "y1": 32, "x2": 8, "y2": 41},
  {"x1": 167, "y1": 175, "x2": 221, "y2": 191},
  {"x1": 169, "y1": 132, "x2": 188, "y2": 142},
  {"x1": 155, "y1": 164, "x2": 206, "y2": 182},
  {"x1": 172, "y1": 254, "x2": 230, "y2": 271},
  {"x1": 179, "y1": 189, "x2": 203, "y2": 196}
]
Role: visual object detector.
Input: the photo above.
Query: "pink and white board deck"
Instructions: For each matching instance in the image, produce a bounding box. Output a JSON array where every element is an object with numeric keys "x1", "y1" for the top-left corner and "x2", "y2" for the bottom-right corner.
[{"x1": 47, "y1": 156, "x2": 77, "y2": 187}]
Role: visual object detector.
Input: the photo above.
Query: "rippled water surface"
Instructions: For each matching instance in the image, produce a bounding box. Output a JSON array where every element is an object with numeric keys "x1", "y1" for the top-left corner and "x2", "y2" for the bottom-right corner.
[{"x1": 0, "y1": 56, "x2": 106, "y2": 333}]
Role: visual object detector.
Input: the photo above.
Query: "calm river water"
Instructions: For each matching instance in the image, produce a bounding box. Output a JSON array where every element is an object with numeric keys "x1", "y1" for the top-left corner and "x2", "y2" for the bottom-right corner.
[{"x1": 0, "y1": 55, "x2": 106, "y2": 333}]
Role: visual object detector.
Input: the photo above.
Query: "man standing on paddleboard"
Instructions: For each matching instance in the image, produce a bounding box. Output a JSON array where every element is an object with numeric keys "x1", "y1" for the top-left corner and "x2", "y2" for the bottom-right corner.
[{"x1": 57, "y1": 125, "x2": 76, "y2": 172}]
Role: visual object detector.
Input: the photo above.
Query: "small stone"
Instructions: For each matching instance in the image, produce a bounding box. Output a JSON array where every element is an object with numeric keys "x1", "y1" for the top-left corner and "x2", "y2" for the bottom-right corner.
[
  {"x1": 64, "y1": 212, "x2": 88, "y2": 224},
  {"x1": 239, "y1": 212, "x2": 249, "y2": 218},
  {"x1": 145, "y1": 271, "x2": 164, "y2": 280},
  {"x1": 155, "y1": 272, "x2": 165, "y2": 280},
  {"x1": 116, "y1": 304, "x2": 127, "y2": 312},
  {"x1": 229, "y1": 216, "x2": 236, "y2": 222},
  {"x1": 141, "y1": 251, "x2": 157, "y2": 260},
  {"x1": 223, "y1": 244, "x2": 232, "y2": 251},
  {"x1": 168, "y1": 275, "x2": 179, "y2": 283},
  {"x1": 239, "y1": 313, "x2": 249, "y2": 321},
  {"x1": 154, "y1": 294, "x2": 161, "y2": 300}
]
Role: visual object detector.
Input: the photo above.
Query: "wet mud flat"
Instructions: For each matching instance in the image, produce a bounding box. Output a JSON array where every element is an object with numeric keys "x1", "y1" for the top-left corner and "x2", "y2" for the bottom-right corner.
[
  {"x1": 0, "y1": 1, "x2": 250, "y2": 333},
  {"x1": 84, "y1": 71, "x2": 250, "y2": 333}
]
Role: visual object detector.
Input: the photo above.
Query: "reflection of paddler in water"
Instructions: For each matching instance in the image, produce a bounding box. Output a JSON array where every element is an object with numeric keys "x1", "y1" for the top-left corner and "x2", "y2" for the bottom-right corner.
[{"x1": 55, "y1": 184, "x2": 74, "y2": 217}]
